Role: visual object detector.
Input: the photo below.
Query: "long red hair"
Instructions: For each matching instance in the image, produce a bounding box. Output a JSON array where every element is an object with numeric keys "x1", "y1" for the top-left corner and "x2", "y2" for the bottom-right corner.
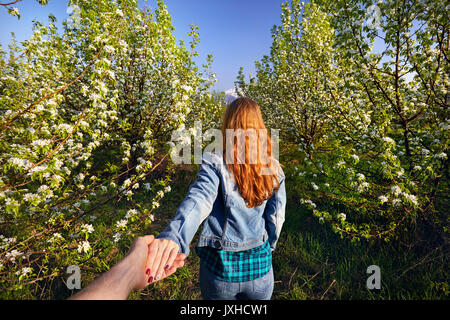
[{"x1": 222, "y1": 97, "x2": 280, "y2": 208}]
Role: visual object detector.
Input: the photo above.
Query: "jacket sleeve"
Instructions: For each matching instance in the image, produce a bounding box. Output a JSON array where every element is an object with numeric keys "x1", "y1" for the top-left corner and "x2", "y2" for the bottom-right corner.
[
  {"x1": 263, "y1": 168, "x2": 286, "y2": 252},
  {"x1": 156, "y1": 153, "x2": 220, "y2": 256}
]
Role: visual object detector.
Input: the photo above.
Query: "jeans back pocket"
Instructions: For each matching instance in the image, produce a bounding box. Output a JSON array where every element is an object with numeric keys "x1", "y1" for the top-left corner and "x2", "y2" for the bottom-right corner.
[{"x1": 253, "y1": 267, "x2": 274, "y2": 295}]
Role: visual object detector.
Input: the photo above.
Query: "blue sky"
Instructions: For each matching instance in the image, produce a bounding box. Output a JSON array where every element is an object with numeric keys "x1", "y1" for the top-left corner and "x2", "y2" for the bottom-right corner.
[{"x1": 0, "y1": 0, "x2": 286, "y2": 92}]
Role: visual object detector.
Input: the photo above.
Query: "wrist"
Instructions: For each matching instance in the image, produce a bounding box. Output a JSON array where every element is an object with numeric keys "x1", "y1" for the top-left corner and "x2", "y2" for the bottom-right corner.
[
  {"x1": 70, "y1": 254, "x2": 137, "y2": 300},
  {"x1": 100, "y1": 254, "x2": 138, "y2": 299},
  {"x1": 117, "y1": 254, "x2": 140, "y2": 293}
]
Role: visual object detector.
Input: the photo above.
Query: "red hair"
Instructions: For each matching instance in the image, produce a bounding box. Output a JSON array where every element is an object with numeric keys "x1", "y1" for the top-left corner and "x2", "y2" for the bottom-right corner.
[{"x1": 222, "y1": 97, "x2": 280, "y2": 208}]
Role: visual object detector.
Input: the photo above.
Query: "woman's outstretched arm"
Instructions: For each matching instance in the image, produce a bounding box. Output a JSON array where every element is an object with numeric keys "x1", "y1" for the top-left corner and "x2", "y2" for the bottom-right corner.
[{"x1": 146, "y1": 152, "x2": 221, "y2": 282}]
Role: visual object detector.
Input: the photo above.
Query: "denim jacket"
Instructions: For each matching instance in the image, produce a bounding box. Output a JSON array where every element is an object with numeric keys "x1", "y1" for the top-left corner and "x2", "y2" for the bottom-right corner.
[{"x1": 157, "y1": 151, "x2": 286, "y2": 257}]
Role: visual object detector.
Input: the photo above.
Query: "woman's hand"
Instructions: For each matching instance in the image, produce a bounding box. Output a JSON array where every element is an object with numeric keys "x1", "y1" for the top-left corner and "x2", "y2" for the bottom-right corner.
[
  {"x1": 146, "y1": 238, "x2": 180, "y2": 284},
  {"x1": 127, "y1": 235, "x2": 185, "y2": 289},
  {"x1": 125, "y1": 235, "x2": 186, "y2": 290}
]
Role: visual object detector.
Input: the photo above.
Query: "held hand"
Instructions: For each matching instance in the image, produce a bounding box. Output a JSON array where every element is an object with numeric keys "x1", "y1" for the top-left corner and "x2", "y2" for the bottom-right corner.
[
  {"x1": 126, "y1": 235, "x2": 185, "y2": 290},
  {"x1": 145, "y1": 238, "x2": 180, "y2": 284},
  {"x1": 143, "y1": 252, "x2": 185, "y2": 287}
]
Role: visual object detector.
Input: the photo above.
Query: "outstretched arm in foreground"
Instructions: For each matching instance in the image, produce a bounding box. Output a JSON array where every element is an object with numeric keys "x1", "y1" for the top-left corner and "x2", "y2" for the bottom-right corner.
[{"x1": 69, "y1": 235, "x2": 186, "y2": 300}]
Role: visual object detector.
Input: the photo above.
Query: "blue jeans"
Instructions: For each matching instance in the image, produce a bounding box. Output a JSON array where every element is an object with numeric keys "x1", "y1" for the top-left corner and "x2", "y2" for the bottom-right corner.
[{"x1": 199, "y1": 262, "x2": 274, "y2": 300}]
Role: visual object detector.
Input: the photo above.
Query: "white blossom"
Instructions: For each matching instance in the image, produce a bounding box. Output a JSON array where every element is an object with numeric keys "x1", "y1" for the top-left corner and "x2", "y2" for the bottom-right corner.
[
  {"x1": 103, "y1": 45, "x2": 115, "y2": 54},
  {"x1": 37, "y1": 185, "x2": 49, "y2": 194},
  {"x1": 77, "y1": 240, "x2": 91, "y2": 253},
  {"x1": 32, "y1": 139, "x2": 51, "y2": 148},
  {"x1": 436, "y1": 152, "x2": 447, "y2": 159},
  {"x1": 10, "y1": 157, "x2": 31, "y2": 169},
  {"x1": 123, "y1": 179, "x2": 132, "y2": 187},
  {"x1": 9, "y1": 7, "x2": 19, "y2": 17},
  {"x1": 402, "y1": 193, "x2": 418, "y2": 206},
  {"x1": 81, "y1": 223, "x2": 94, "y2": 234},
  {"x1": 77, "y1": 173, "x2": 85, "y2": 182},
  {"x1": 15, "y1": 267, "x2": 32, "y2": 277},
  {"x1": 27, "y1": 165, "x2": 47, "y2": 175},
  {"x1": 391, "y1": 185, "x2": 402, "y2": 196},
  {"x1": 357, "y1": 181, "x2": 369, "y2": 192},
  {"x1": 0, "y1": 236, "x2": 17, "y2": 249},
  {"x1": 378, "y1": 195, "x2": 389, "y2": 204},
  {"x1": 47, "y1": 233, "x2": 63, "y2": 243},
  {"x1": 116, "y1": 219, "x2": 127, "y2": 228},
  {"x1": 5, "y1": 249, "x2": 23, "y2": 263},
  {"x1": 300, "y1": 198, "x2": 317, "y2": 208},
  {"x1": 181, "y1": 85, "x2": 193, "y2": 92},
  {"x1": 112, "y1": 232, "x2": 121, "y2": 243},
  {"x1": 125, "y1": 209, "x2": 138, "y2": 219},
  {"x1": 382, "y1": 136, "x2": 394, "y2": 144}
]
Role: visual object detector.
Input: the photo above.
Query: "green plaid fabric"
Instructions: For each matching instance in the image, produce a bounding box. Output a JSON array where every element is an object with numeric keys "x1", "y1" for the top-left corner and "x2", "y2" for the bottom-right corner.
[{"x1": 195, "y1": 240, "x2": 272, "y2": 282}]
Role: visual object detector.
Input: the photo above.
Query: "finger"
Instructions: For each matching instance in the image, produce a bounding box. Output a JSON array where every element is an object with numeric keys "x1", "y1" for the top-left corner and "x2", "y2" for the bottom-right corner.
[
  {"x1": 149, "y1": 240, "x2": 166, "y2": 282},
  {"x1": 144, "y1": 245, "x2": 152, "y2": 276},
  {"x1": 172, "y1": 254, "x2": 186, "y2": 268},
  {"x1": 162, "y1": 253, "x2": 185, "y2": 279},
  {"x1": 141, "y1": 235, "x2": 155, "y2": 246},
  {"x1": 145, "y1": 241, "x2": 160, "y2": 282},
  {"x1": 164, "y1": 266, "x2": 178, "y2": 278},
  {"x1": 175, "y1": 253, "x2": 186, "y2": 262},
  {"x1": 164, "y1": 246, "x2": 179, "y2": 271},
  {"x1": 154, "y1": 245, "x2": 174, "y2": 281}
]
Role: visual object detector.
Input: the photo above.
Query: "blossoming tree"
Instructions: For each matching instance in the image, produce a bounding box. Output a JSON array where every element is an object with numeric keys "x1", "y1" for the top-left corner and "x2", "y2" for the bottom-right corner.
[
  {"x1": 0, "y1": 0, "x2": 219, "y2": 296},
  {"x1": 236, "y1": 0, "x2": 448, "y2": 241}
]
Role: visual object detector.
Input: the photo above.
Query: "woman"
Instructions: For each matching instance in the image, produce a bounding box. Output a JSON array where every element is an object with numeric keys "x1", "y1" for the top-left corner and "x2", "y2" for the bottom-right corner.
[{"x1": 146, "y1": 97, "x2": 286, "y2": 300}]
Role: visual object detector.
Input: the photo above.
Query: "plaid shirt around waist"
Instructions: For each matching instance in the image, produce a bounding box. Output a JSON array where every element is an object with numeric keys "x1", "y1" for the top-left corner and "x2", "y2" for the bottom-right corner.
[{"x1": 195, "y1": 240, "x2": 272, "y2": 282}]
